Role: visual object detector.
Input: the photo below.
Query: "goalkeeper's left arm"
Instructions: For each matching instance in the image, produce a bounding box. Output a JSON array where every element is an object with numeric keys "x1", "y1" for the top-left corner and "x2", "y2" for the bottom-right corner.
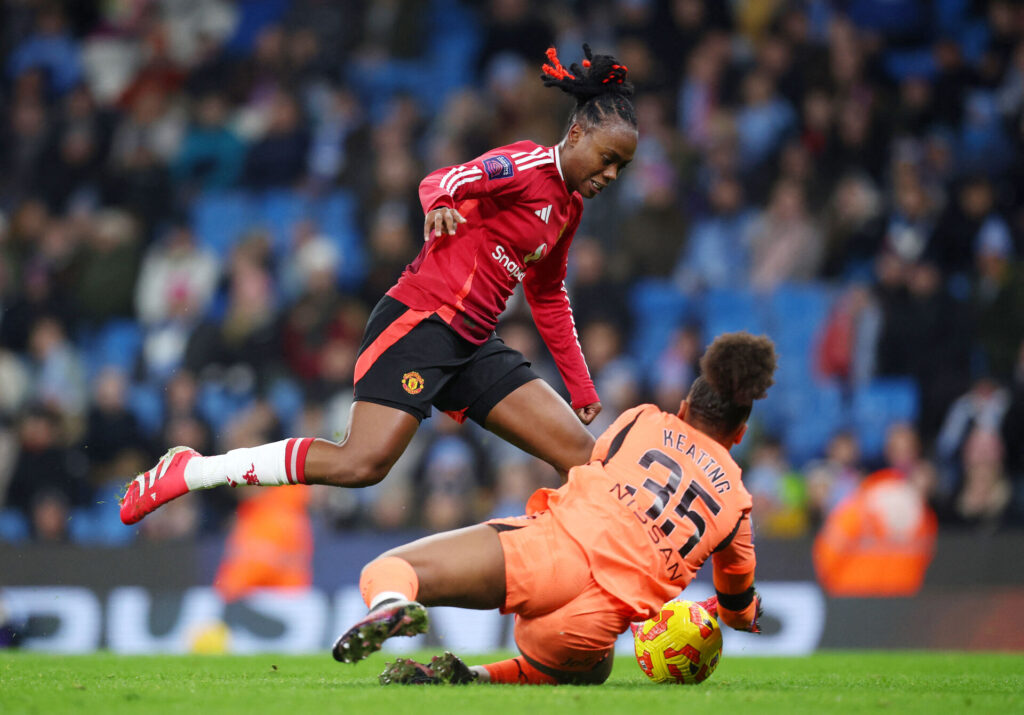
[{"x1": 708, "y1": 514, "x2": 762, "y2": 633}]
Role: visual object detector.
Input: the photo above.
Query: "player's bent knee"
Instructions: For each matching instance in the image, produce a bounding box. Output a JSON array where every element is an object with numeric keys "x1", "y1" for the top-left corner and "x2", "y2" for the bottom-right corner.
[{"x1": 323, "y1": 459, "x2": 392, "y2": 488}]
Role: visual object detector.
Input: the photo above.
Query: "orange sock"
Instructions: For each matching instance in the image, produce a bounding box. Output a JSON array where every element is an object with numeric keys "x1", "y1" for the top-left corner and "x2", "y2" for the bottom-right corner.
[
  {"x1": 483, "y1": 657, "x2": 558, "y2": 685},
  {"x1": 359, "y1": 556, "x2": 419, "y2": 608}
]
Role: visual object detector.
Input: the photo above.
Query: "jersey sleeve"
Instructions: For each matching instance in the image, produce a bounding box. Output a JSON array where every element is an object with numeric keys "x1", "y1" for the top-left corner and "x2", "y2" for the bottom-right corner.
[
  {"x1": 418, "y1": 148, "x2": 528, "y2": 213},
  {"x1": 522, "y1": 211, "x2": 598, "y2": 410},
  {"x1": 711, "y1": 514, "x2": 759, "y2": 631}
]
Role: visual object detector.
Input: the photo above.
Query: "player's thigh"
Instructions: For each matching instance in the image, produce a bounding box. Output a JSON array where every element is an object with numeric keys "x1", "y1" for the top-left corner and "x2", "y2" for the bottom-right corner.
[
  {"x1": 484, "y1": 379, "x2": 596, "y2": 474},
  {"x1": 381, "y1": 524, "x2": 507, "y2": 610},
  {"x1": 513, "y1": 578, "x2": 630, "y2": 677}
]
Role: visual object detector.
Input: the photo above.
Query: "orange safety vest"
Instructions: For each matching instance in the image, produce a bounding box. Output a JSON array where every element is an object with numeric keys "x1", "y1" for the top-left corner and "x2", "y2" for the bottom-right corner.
[
  {"x1": 812, "y1": 469, "x2": 937, "y2": 597},
  {"x1": 214, "y1": 486, "x2": 313, "y2": 602}
]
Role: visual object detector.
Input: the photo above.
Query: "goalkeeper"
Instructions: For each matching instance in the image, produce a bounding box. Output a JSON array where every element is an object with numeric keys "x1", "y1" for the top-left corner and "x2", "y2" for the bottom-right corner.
[{"x1": 334, "y1": 332, "x2": 774, "y2": 685}]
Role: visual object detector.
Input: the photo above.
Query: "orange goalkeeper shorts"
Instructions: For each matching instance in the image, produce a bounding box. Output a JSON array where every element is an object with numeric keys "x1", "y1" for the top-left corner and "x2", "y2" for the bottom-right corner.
[{"x1": 488, "y1": 511, "x2": 633, "y2": 673}]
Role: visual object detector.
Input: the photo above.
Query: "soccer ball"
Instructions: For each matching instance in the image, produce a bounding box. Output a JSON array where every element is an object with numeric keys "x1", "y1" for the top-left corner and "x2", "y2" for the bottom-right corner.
[{"x1": 633, "y1": 600, "x2": 722, "y2": 684}]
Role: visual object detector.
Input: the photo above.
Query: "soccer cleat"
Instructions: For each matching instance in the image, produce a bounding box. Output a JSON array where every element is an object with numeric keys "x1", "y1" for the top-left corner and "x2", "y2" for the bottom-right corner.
[
  {"x1": 378, "y1": 658, "x2": 440, "y2": 685},
  {"x1": 378, "y1": 652, "x2": 478, "y2": 685},
  {"x1": 331, "y1": 599, "x2": 429, "y2": 664},
  {"x1": 120, "y1": 446, "x2": 199, "y2": 525},
  {"x1": 428, "y1": 652, "x2": 478, "y2": 684}
]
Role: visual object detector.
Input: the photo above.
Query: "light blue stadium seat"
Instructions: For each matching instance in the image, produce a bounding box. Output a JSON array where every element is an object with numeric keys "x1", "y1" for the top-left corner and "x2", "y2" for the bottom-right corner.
[
  {"x1": 268, "y1": 378, "x2": 304, "y2": 432},
  {"x1": 260, "y1": 190, "x2": 311, "y2": 256},
  {"x1": 316, "y1": 191, "x2": 367, "y2": 288},
  {"x1": 627, "y1": 279, "x2": 690, "y2": 370},
  {"x1": 0, "y1": 508, "x2": 30, "y2": 543},
  {"x1": 851, "y1": 378, "x2": 920, "y2": 459},
  {"x1": 702, "y1": 287, "x2": 764, "y2": 337},
  {"x1": 127, "y1": 381, "x2": 163, "y2": 436},
  {"x1": 780, "y1": 380, "x2": 846, "y2": 466},
  {"x1": 192, "y1": 192, "x2": 256, "y2": 259}
]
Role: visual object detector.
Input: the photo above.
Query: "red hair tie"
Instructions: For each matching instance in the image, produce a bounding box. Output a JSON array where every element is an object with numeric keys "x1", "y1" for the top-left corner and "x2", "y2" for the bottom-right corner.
[{"x1": 542, "y1": 47, "x2": 575, "y2": 80}]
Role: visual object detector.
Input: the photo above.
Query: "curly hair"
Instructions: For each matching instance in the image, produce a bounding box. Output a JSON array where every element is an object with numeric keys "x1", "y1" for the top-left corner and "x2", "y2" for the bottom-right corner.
[
  {"x1": 540, "y1": 43, "x2": 637, "y2": 131},
  {"x1": 688, "y1": 332, "x2": 777, "y2": 436}
]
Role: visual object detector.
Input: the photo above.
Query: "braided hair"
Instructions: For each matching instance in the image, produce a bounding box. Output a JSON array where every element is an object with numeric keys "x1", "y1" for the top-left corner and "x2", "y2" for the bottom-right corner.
[
  {"x1": 687, "y1": 332, "x2": 777, "y2": 437},
  {"x1": 540, "y1": 44, "x2": 637, "y2": 132}
]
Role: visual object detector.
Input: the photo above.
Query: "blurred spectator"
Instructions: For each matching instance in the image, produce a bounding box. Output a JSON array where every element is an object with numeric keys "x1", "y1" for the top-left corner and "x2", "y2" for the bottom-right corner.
[
  {"x1": 935, "y1": 378, "x2": 1011, "y2": 498},
  {"x1": 743, "y1": 437, "x2": 808, "y2": 537},
  {"x1": 804, "y1": 431, "x2": 864, "y2": 528},
  {"x1": 952, "y1": 427, "x2": 1013, "y2": 531},
  {"x1": 816, "y1": 282, "x2": 881, "y2": 386},
  {"x1": 413, "y1": 418, "x2": 491, "y2": 533},
  {"x1": 184, "y1": 246, "x2": 281, "y2": 392},
  {"x1": 476, "y1": 0, "x2": 554, "y2": 77},
  {"x1": 931, "y1": 176, "x2": 1012, "y2": 284},
  {"x1": 135, "y1": 221, "x2": 219, "y2": 325},
  {"x1": 650, "y1": 324, "x2": 701, "y2": 414},
  {"x1": 875, "y1": 261, "x2": 973, "y2": 441},
  {"x1": 242, "y1": 89, "x2": 310, "y2": 190},
  {"x1": 4, "y1": 405, "x2": 89, "y2": 538},
  {"x1": 104, "y1": 85, "x2": 182, "y2": 229},
  {"x1": 813, "y1": 467, "x2": 938, "y2": 596},
  {"x1": 819, "y1": 172, "x2": 885, "y2": 280},
  {"x1": 81, "y1": 368, "x2": 150, "y2": 487},
  {"x1": 279, "y1": 236, "x2": 364, "y2": 391},
  {"x1": 6, "y1": 3, "x2": 83, "y2": 96},
  {"x1": 568, "y1": 238, "x2": 630, "y2": 335},
  {"x1": 171, "y1": 91, "x2": 245, "y2": 194},
  {"x1": 26, "y1": 316, "x2": 87, "y2": 421},
  {"x1": 673, "y1": 174, "x2": 755, "y2": 293},
  {"x1": 748, "y1": 177, "x2": 821, "y2": 290},
  {"x1": 71, "y1": 209, "x2": 142, "y2": 327},
  {"x1": 970, "y1": 219, "x2": 1024, "y2": 381},
  {"x1": 735, "y1": 68, "x2": 796, "y2": 172}
]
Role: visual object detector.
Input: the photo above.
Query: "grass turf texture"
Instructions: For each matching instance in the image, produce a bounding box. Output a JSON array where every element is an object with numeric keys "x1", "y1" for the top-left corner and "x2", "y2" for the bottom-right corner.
[{"x1": 2, "y1": 651, "x2": 1022, "y2": 714}]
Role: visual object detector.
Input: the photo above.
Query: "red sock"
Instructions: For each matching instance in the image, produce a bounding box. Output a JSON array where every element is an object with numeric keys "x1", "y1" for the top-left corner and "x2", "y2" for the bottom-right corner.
[
  {"x1": 286, "y1": 438, "x2": 315, "y2": 484},
  {"x1": 359, "y1": 556, "x2": 419, "y2": 607},
  {"x1": 483, "y1": 657, "x2": 558, "y2": 685}
]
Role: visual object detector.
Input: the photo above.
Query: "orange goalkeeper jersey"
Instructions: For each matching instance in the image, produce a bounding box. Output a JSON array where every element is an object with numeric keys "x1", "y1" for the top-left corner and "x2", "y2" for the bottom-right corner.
[{"x1": 524, "y1": 404, "x2": 756, "y2": 620}]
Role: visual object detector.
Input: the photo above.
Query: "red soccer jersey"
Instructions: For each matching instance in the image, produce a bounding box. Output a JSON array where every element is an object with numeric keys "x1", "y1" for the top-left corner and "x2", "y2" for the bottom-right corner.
[{"x1": 386, "y1": 140, "x2": 597, "y2": 409}]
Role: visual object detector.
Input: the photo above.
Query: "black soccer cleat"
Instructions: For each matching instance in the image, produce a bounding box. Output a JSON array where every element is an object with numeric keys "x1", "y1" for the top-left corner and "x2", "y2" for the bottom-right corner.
[
  {"x1": 378, "y1": 652, "x2": 478, "y2": 685},
  {"x1": 331, "y1": 599, "x2": 429, "y2": 664}
]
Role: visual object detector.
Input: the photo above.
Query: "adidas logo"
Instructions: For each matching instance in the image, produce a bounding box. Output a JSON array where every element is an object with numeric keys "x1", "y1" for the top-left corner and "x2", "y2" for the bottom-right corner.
[{"x1": 534, "y1": 205, "x2": 552, "y2": 224}]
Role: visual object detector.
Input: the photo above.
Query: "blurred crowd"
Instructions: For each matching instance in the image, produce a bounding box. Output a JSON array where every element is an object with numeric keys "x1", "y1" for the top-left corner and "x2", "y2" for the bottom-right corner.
[{"x1": 2, "y1": 0, "x2": 1024, "y2": 547}]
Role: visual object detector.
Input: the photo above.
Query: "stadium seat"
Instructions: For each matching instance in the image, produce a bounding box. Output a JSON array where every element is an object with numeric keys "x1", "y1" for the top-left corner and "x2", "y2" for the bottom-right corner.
[
  {"x1": 127, "y1": 382, "x2": 164, "y2": 437},
  {"x1": 260, "y1": 190, "x2": 311, "y2": 257},
  {"x1": 627, "y1": 279, "x2": 690, "y2": 370},
  {"x1": 780, "y1": 380, "x2": 846, "y2": 466},
  {"x1": 0, "y1": 508, "x2": 30, "y2": 543},
  {"x1": 702, "y1": 286, "x2": 765, "y2": 337},
  {"x1": 191, "y1": 192, "x2": 255, "y2": 259},
  {"x1": 851, "y1": 378, "x2": 920, "y2": 460},
  {"x1": 315, "y1": 191, "x2": 367, "y2": 288}
]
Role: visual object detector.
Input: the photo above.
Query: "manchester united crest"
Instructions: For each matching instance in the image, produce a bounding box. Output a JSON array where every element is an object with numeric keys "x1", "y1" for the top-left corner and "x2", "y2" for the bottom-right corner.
[{"x1": 402, "y1": 371, "x2": 425, "y2": 394}]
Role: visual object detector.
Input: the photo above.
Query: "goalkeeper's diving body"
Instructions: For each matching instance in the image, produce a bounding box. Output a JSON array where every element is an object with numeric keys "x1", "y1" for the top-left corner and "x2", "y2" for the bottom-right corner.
[{"x1": 334, "y1": 332, "x2": 776, "y2": 685}]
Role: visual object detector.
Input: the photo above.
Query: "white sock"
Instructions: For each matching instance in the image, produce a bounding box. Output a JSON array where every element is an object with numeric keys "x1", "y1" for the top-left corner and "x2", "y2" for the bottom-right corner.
[
  {"x1": 183, "y1": 439, "x2": 306, "y2": 490},
  {"x1": 370, "y1": 591, "x2": 410, "y2": 610}
]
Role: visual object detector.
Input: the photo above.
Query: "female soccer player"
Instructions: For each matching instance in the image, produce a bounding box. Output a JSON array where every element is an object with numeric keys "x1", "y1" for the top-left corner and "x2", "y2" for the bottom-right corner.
[
  {"x1": 332, "y1": 332, "x2": 775, "y2": 685},
  {"x1": 120, "y1": 45, "x2": 637, "y2": 525}
]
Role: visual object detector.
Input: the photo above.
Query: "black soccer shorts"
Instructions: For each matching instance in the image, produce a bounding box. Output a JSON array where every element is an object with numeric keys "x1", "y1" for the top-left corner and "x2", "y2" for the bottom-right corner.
[{"x1": 352, "y1": 296, "x2": 538, "y2": 424}]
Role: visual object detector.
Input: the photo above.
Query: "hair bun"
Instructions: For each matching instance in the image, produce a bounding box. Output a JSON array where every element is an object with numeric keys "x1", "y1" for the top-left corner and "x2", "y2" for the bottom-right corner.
[{"x1": 699, "y1": 332, "x2": 777, "y2": 405}]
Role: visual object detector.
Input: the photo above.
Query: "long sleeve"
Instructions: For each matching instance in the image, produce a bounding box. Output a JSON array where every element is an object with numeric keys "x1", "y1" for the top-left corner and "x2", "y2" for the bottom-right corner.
[{"x1": 523, "y1": 212, "x2": 598, "y2": 410}]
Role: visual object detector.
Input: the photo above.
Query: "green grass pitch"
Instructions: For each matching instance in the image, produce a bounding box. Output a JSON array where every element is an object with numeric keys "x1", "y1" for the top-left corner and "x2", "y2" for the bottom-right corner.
[{"x1": 2, "y1": 651, "x2": 1022, "y2": 714}]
